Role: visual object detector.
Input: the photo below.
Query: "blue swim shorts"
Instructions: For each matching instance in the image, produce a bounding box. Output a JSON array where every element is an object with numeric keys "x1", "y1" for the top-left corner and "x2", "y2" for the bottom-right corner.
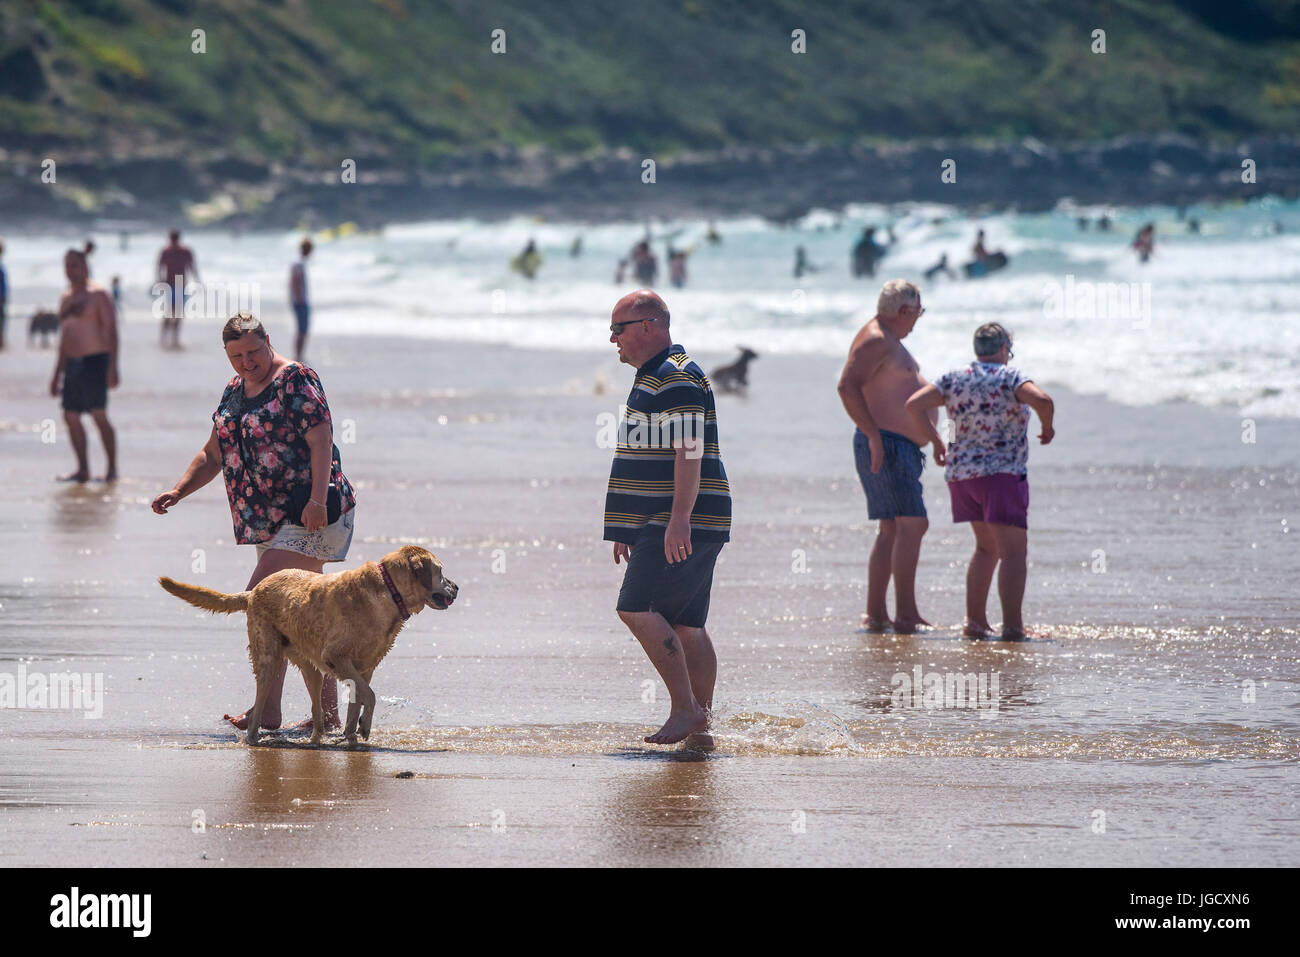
[{"x1": 853, "y1": 428, "x2": 927, "y2": 520}]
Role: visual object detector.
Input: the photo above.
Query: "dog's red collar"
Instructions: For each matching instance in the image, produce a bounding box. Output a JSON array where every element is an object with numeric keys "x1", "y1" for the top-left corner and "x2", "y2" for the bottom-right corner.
[{"x1": 378, "y1": 562, "x2": 411, "y2": 621}]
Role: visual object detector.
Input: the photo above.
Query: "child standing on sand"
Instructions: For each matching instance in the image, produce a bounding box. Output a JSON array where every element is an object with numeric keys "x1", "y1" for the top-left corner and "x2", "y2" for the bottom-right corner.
[{"x1": 905, "y1": 323, "x2": 1054, "y2": 641}]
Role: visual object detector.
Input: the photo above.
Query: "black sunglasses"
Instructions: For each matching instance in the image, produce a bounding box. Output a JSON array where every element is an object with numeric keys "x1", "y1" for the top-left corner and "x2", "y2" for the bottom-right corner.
[{"x1": 610, "y1": 317, "x2": 655, "y2": 336}]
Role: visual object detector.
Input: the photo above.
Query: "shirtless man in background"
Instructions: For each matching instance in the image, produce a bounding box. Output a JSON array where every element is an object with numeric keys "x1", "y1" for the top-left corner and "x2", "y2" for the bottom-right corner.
[
  {"x1": 50, "y1": 249, "x2": 119, "y2": 482},
  {"x1": 156, "y1": 229, "x2": 197, "y2": 348},
  {"x1": 837, "y1": 279, "x2": 935, "y2": 632}
]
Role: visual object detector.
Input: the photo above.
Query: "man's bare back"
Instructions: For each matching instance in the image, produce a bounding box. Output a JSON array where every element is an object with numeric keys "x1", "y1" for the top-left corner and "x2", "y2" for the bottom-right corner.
[{"x1": 844, "y1": 317, "x2": 932, "y2": 445}]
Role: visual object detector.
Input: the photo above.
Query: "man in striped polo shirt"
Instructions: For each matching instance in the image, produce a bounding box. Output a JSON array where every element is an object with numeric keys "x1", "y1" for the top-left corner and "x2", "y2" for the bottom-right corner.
[{"x1": 605, "y1": 290, "x2": 731, "y2": 748}]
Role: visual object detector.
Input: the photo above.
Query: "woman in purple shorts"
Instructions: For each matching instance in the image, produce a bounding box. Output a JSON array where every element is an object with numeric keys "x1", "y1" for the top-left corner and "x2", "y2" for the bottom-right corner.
[{"x1": 905, "y1": 323, "x2": 1054, "y2": 640}]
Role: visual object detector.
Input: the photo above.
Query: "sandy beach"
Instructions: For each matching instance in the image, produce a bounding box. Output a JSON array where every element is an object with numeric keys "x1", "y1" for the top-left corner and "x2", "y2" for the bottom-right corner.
[{"x1": 1, "y1": 326, "x2": 1296, "y2": 867}]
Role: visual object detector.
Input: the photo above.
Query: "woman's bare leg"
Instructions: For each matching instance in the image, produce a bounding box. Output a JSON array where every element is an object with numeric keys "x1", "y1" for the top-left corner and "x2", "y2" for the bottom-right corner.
[
  {"x1": 964, "y1": 521, "x2": 999, "y2": 636},
  {"x1": 991, "y1": 524, "x2": 1028, "y2": 639},
  {"x1": 224, "y1": 548, "x2": 332, "y2": 730}
]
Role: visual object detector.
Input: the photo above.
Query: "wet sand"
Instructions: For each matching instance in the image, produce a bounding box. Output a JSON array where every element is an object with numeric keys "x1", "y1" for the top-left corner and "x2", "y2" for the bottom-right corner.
[{"x1": 1, "y1": 331, "x2": 1297, "y2": 866}]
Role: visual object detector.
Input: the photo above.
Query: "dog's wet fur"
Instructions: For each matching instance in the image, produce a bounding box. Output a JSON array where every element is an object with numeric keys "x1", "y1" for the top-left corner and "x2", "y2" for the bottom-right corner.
[{"x1": 160, "y1": 545, "x2": 458, "y2": 745}]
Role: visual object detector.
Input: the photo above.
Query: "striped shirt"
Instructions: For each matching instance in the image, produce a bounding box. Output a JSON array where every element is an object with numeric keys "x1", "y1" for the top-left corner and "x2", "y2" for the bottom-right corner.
[{"x1": 604, "y1": 344, "x2": 731, "y2": 544}]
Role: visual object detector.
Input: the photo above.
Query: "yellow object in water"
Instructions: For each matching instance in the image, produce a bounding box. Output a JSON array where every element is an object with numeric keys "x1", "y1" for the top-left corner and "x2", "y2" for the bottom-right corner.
[{"x1": 511, "y1": 251, "x2": 543, "y2": 278}]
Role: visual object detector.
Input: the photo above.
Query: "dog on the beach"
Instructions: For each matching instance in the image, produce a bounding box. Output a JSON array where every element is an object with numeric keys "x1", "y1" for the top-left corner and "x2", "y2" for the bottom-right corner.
[
  {"x1": 159, "y1": 545, "x2": 458, "y2": 746},
  {"x1": 710, "y1": 346, "x2": 759, "y2": 395},
  {"x1": 28, "y1": 309, "x2": 59, "y2": 348}
]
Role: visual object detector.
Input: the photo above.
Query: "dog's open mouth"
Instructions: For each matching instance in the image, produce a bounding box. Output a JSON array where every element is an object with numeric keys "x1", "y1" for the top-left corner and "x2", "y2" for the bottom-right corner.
[{"x1": 429, "y1": 593, "x2": 453, "y2": 610}]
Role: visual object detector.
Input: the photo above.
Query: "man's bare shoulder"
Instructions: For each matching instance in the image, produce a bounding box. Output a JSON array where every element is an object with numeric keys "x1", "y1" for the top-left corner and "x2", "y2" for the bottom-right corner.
[
  {"x1": 848, "y1": 318, "x2": 889, "y2": 356},
  {"x1": 91, "y1": 286, "x2": 116, "y2": 313}
]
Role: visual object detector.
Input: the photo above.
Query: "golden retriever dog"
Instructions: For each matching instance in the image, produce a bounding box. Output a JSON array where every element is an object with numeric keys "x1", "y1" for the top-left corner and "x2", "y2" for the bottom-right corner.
[{"x1": 159, "y1": 545, "x2": 457, "y2": 746}]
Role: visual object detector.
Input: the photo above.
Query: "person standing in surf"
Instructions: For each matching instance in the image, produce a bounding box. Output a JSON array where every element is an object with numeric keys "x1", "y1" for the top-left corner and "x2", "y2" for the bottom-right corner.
[
  {"x1": 1133, "y1": 223, "x2": 1156, "y2": 263},
  {"x1": 156, "y1": 229, "x2": 198, "y2": 349},
  {"x1": 905, "y1": 323, "x2": 1055, "y2": 641},
  {"x1": 838, "y1": 279, "x2": 936, "y2": 633},
  {"x1": 290, "y1": 237, "x2": 313, "y2": 360},
  {"x1": 50, "y1": 248, "x2": 119, "y2": 482},
  {"x1": 151, "y1": 312, "x2": 357, "y2": 734},
  {"x1": 604, "y1": 290, "x2": 730, "y2": 748}
]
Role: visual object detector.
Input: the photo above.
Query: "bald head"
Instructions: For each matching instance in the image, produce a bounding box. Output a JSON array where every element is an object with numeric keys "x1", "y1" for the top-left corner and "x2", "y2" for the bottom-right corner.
[
  {"x1": 610, "y1": 289, "x2": 673, "y2": 367},
  {"x1": 613, "y1": 289, "x2": 670, "y2": 326}
]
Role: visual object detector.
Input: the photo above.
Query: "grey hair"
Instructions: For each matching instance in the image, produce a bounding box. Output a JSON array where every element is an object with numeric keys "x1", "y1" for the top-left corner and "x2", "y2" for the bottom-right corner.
[
  {"x1": 973, "y1": 322, "x2": 1012, "y2": 358},
  {"x1": 876, "y1": 279, "x2": 920, "y2": 318}
]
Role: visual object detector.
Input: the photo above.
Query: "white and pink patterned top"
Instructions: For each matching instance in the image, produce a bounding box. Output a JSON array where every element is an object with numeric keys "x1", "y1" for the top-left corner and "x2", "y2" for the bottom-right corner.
[{"x1": 934, "y1": 361, "x2": 1032, "y2": 482}]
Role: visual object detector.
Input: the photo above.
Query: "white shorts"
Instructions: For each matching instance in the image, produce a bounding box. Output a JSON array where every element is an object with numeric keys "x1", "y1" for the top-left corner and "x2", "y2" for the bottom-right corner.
[{"x1": 255, "y1": 507, "x2": 355, "y2": 563}]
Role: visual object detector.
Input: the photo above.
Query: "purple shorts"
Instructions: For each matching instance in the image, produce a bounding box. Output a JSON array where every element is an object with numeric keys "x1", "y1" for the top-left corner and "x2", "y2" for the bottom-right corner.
[{"x1": 948, "y1": 473, "x2": 1029, "y2": 529}]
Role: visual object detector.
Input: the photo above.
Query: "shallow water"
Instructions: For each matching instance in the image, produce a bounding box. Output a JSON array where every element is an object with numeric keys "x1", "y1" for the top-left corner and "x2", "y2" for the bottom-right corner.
[{"x1": 1, "y1": 332, "x2": 1296, "y2": 865}]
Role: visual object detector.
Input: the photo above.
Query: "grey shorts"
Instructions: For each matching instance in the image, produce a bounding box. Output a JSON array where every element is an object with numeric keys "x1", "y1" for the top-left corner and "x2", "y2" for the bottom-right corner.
[{"x1": 615, "y1": 526, "x2": 724, "y2": 628}]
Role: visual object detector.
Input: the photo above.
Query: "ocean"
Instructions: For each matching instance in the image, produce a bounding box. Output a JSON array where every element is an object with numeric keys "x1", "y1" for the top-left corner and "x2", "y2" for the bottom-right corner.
[{"x1": 6, "y1": 197, "x2": 1300, "y2": 418}]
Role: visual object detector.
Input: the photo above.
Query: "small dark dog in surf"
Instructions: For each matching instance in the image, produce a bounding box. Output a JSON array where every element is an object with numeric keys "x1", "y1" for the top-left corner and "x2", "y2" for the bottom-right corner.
[
  {"x1": 710, "y1": 347, "x2": 759, "y2": 395},
  {"x1": 28, "y1": 309, "x2": 59, "y2": 348}
]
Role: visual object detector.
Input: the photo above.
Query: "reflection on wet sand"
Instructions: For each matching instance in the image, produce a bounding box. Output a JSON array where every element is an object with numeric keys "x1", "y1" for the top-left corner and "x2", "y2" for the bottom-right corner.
[
  {"x1": 230, "y1": 745, "x2": 378, "y2": 823},
  {"x1": 50, "y1": 483, "x2": 119, "y2": 535},
  {"x1": 600, "y1": 750, "x2": 727, "y2": 863},
  {"x1": 852, "y1": 633, "x2": 1040, "y2": 715}
]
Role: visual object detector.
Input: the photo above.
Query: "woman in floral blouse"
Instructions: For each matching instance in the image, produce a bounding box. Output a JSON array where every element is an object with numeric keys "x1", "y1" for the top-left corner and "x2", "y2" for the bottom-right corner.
[{"x1": 152, "y1": 313, "x2": 357, "y2": 733}]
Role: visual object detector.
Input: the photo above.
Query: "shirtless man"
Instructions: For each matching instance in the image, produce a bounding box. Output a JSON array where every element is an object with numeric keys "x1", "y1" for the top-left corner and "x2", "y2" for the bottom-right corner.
[
  {"x1": 156, "y1": 229, "x2": 197, "y2": 348},
  {"x1": 289, "y1": 237, "x2": 312, "y2": 360},
  {"x1": 50, "y1": 249, "x2": 119, "y2": 482},
  {"x1": 837, "y1": 279, "x2": 935, "y2": 632}
]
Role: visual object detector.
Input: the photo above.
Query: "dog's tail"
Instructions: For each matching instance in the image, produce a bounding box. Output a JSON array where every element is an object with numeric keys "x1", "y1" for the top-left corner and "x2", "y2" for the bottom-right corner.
[{"x1": 158, "y1": 576, "x2": 250, "y2": 615}]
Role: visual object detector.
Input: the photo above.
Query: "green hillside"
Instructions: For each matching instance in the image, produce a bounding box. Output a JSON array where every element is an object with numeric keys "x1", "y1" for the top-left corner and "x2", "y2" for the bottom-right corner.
[{"x1": 3, "y1": 0, "x2": 1299, "y2": 166}]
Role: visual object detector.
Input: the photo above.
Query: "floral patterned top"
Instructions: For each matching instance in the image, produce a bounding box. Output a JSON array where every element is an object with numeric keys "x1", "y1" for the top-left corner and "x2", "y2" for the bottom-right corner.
[
  {"x1": 934, "y1": 361, "x2": 1033, "y2": 483},
  {"x1": 212, "y1": 362, "x2": 356, "y2": 545}
]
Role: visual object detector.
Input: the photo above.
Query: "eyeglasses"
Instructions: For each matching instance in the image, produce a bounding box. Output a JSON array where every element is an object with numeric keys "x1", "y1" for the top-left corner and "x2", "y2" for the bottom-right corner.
[{"x1": 610, "y1": 317, "x2": 655, "y2": 336}]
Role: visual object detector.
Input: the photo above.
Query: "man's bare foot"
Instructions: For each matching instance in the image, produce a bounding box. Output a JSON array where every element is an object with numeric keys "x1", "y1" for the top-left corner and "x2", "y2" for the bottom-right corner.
[
  {"x1": 683, "y1": 731, "x2": 715, "y2": 752},
  {"x1": 98, "y1": 470, "x2": 118, "y2": 483},
  {"x1": 224, "y1": 709, "x2": 282, "y2": 731},
  {"x1": 892, "y1": 615, "x2": 932, "y2": 635},
  {"x1": 57, "y1": 470, "x2": 89, "y2": 483},
  {"x1": 861, "y1": 613, "x2": 890, "y2": 633},
  {"x1": 645, "y1": 706, "x2": 708, "y2": 745},
  {"x1": 963, "y1": 620, "x2": 995, "y2": 638}
]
